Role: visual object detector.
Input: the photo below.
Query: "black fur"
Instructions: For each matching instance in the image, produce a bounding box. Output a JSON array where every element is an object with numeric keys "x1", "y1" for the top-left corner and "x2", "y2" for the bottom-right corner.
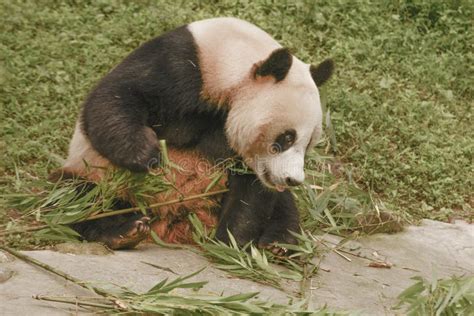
[
  {"x1": 310, "y1": 59, "x2": 334, "y2": 87},
  {"x1": 254, "y1": 48, "x2": 293, "y2": 82},
  {"x1": 272, "y1": 129, "x2": 296, "y2": 153},
  {"x1": 74, "y1": 24, "x2": 300, "y2": 249},
  {"x1": 216, "y1": 173, "x2": 300, "y2": 246},
  {"x1": 82, "y1": 26, "x2": 230, "y2": 170},
  {"x1": 72, "y1": 211, "x2": 142, "y2": 245}
]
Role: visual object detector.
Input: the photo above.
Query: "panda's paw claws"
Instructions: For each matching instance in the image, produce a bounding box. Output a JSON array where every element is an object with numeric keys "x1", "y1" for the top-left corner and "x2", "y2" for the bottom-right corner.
[
  {"x1": 258, "y1": 242, "x2": 289, "y2": 257},
  {"x1": 129, "y1": 216, "x2": 151, "y2": 236},
  {"x1": 108, "y1": 216, "x2": 151, "y2": 250}
]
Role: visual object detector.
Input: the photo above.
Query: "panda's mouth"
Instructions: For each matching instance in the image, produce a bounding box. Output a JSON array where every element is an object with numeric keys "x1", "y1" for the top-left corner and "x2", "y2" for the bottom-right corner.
[{"x1": 262, "y1": 168, "x2": 287, "y2": 192}]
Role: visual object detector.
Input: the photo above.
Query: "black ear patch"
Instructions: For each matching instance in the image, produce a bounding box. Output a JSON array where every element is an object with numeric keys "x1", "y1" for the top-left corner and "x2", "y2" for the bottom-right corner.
[
  {"x1": 254, "y1": 48, "x2": 293, "y2": 82},
  {"x1": 310, "y1": 59, "x2": 334, "y2": 86}
]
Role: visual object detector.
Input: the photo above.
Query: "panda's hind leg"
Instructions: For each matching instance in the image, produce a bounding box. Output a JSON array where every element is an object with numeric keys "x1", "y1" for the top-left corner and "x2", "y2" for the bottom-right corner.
[{"x1": 72, "y1": 211, "x2": 151, "y2": 250}]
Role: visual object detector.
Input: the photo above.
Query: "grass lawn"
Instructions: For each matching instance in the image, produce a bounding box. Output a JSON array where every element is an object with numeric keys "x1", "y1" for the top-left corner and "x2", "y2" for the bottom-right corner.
[{"x1": 1, "y1": 0, "x2": 472, "y2": 227}]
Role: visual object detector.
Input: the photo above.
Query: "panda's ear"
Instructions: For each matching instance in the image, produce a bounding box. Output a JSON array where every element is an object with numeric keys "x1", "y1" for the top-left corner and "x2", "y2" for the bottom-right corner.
[
  {"x1": 254, "y1": 48, "x2": 292, "y2": 82},
  {"x1": 310, "y1": 59, "x2": 334, "y2": 86}
]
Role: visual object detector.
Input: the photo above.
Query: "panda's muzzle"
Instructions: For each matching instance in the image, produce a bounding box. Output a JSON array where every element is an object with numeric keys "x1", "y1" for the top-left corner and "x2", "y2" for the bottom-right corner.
[
  {"x1": 262, "y1": 167, "x2": 302, "y2": 192},
  {"x1": 285, "y1": 176, "x2": 302, "y2": 187}
]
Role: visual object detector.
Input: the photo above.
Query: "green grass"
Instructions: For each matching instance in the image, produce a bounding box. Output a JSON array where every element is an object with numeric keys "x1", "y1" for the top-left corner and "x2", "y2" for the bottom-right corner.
[{"x1": 1, "y1": 0, "x2": 472, "y2": 226}]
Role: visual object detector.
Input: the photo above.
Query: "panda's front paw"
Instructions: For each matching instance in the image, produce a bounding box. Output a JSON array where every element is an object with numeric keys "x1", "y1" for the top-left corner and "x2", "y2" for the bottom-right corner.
[
  {"x1": 123, "y1": 144, "x2": 161, "y2": 172},
  {"x1": 257, "y1": 228, "x2": 298, "y2": 256},
  {"x1": 258, "y1": 242, "x2": 290, "y2": 256},
  {"x1": 116, "y1": 127, "x2": 161, "y2": 172}
]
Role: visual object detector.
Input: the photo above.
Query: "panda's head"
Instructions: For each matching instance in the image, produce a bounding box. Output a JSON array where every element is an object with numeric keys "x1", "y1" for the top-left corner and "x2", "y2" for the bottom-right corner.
[{"x1": 225, "y1": 48, "x2": 334, "y2": 191}]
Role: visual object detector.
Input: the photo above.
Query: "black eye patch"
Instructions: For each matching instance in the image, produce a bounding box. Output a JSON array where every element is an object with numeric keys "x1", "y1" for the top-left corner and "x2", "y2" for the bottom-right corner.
[{"x1": 270, "y1": 129, "x2": 296, "y2": 154}]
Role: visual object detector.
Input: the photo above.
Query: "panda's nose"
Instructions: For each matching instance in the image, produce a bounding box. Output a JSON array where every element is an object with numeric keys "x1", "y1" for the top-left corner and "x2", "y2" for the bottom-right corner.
[{"x1": 285, "y1": 177, "x2": 303, "y2": 187}]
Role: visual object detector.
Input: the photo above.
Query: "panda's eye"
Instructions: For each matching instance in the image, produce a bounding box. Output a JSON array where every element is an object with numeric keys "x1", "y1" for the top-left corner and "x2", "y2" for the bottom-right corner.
[
  {"x1": 285, "y1": 133, "x2": 295, "y2": 144},
  {"x1": 271, "y1": 129, "x2": 296, "y2": 154}
]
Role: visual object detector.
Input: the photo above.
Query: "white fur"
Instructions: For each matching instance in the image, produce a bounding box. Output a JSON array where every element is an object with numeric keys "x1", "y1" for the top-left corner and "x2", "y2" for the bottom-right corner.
[
  {"x1": 189, "y1": 17, "x2": 281, "y2": 99},
  {"x1": 190, "y1": 17, "x2": 323, "y2": 189},
  {"x1": 63, "y1": 122, "x2": 110, "y2": 180}
]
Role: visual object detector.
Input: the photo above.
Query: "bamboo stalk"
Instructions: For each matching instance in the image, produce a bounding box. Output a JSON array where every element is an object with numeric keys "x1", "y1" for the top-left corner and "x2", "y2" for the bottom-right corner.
[
  {"x1": 34, "y1": 295, "x2": 115, "y2": 309},
  {"x1": 77, "y1": 188, "x2": 229, "y2": 222},
  {"x1": 0, "y1": 224, "x2": 49, "y2": 236},
  {"x1": 0, "y1": 189, "x2": 228, "y2": 237},
  {"x1": 333, "y1": 248, "x2": 352, "y2": 262},
  {"x1": 0, "y1": 246, "x2": 109, "y2": 297}
]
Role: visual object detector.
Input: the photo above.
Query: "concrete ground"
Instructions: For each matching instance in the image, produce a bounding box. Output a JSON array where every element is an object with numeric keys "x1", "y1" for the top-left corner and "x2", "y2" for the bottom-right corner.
[{"x1": 1, "y1": 219, "x2": 473, "y2": 315}]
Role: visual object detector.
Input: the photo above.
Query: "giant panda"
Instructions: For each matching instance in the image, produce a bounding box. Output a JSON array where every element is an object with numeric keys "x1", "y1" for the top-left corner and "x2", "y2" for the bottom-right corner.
[{"x1": 52, "y1": 17, "x2": 334, "y2": 251}]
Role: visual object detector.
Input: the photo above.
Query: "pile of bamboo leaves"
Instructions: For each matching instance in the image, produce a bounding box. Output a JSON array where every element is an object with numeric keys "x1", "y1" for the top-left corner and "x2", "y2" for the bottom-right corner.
[
  {"x1": 1, "y1": 147, "x2": 399, "y2": 243},
  {"x1": 0, "y1": 142, "x2": 402, "y2": 298}
]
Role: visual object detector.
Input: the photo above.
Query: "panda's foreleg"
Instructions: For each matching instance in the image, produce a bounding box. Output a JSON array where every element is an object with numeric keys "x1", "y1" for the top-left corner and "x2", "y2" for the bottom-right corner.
[
  {"x1": 257, "y1": 190, "x2": 300, "y2": 254},
  {"x1": 215, "y1": 173, "x2": 277, "y2": 246},
  {"x1": 82, "y1": 94, "x2": 161, "y2": 172}
]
